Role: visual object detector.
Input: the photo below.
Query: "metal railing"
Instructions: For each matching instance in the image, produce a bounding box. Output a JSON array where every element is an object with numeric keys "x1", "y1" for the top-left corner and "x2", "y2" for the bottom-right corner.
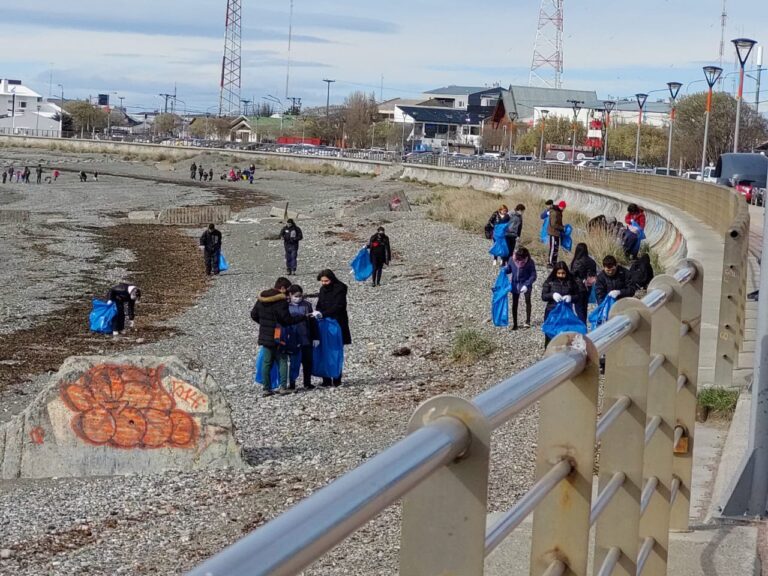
[{"x1": 188, "y1": 261, "x2": 705, "y2": 575}]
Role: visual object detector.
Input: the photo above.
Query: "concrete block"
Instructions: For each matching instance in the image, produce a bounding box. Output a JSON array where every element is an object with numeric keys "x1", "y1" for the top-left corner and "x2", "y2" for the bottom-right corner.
[
  {"x1": 0, "y1": 210, "x2": 30, "y2": 223},
  {"x1": 269, "y1": 206, "x2": 300, "y2": 220},
  {"x1": 128, "y1": 210, "x2": 157, "y2": 222},
  {"x1": 158, "y1": 206, "x2": 231, "y2": 225},
  {"x1": 0, "y1": 355, "x2": 245, "y2": 478}
]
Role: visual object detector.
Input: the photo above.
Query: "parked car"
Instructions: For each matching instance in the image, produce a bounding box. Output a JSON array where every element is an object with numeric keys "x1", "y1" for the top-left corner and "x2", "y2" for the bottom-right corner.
[
  {"x1": 575, "y1": 159, "x2": 602, "y2": 170},
  {"x1": 610, "y1": 160, "x2": 636, "y2": 171},
  {"x1": 733, "y1": 179, "x2": 764, "y2": 205},
  {"x1": 653, "y1": 167, "x2": 679, "y2": 176},
  {"x1": 682, "y1": 171, "x2": 701, "y2": 180}
]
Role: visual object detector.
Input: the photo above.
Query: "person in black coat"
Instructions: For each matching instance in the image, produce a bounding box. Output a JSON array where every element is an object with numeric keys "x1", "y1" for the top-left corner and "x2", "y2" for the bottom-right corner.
[
  {"x1": 107, "y1": 283, "x2": 140, "y2": 336},
  {"x1": 541, "y1": 261, "x2": 581, "y2": 346},
  {"x1": 314, "y1": 269, "x2": 350, "y2": 387},
  {"x1": 629, "y1": 253, "x2": 655, "y2": 291},
  {"x1": 570, "y1": 242, "x2": 598, "y2": 323},
  {"x1": 250, "y1": 277, "x2": 307, "y2": 396},
  {"x1": 595, "y1": 255, "x2": 636, "y2": 304},
  {"x1": 199, "y1": 223, "x2": 223, "y2": 276},
  {"x1": 367, "y1": 227, "x2": 392, "y2": 287},
  {"x1": 279, "y1": 219, "x2": 303, "y2": 275}
]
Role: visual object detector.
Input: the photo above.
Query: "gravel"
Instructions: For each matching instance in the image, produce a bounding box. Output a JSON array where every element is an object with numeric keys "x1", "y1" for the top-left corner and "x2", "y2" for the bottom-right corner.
[{"x1": 0, "y1": 151, "x2": 550, "y2": 575}]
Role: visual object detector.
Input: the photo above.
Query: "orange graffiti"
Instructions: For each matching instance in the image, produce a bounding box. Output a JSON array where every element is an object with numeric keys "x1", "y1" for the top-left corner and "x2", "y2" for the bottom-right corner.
[
  {"x1": 61, "y1": 364, "x2": 197, "y2": 450},
  {"x1": 30, "y1": 427, "x2": 45, "y2": 445}
]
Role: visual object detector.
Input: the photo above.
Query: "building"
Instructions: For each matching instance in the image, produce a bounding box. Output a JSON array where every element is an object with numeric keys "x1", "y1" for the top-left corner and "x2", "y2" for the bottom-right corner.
[
  {"x1": 396, "y1": 106, "x2": 489, "y2": 153},
  {"x1": 609, "y1": 99, "x2": 671, "y2": 128},
  {"x1": 0, "y1": 79, "x2": 63, "y2": 137},
  {"x1": 421, "y1": 85, "x2": 502, "y2": 110},
  {"x1": 378, "y1": 98, "x2": 422, "y2": 121}
]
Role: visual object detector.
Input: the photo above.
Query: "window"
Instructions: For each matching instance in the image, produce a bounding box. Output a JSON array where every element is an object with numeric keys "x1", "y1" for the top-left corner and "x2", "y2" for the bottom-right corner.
[{"x1": 19, "y1": 101, "x2": 27, "y2": 109}]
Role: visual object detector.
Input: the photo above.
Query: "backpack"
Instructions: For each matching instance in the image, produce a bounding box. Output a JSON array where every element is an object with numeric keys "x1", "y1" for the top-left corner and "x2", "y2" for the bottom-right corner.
[{"x1": 274, "y1": 324, "x2": 301, "y2": 354}]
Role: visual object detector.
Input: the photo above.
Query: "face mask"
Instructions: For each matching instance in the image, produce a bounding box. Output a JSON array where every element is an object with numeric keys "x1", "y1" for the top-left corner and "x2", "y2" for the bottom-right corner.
[{"x1": 290, "y1": 296, "x2": 302, "y2": 304}]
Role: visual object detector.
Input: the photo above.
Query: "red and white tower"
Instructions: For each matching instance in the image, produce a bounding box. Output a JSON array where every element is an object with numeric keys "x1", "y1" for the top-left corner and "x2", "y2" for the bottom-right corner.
[
  {"x1": 219, "y1": 0, "x2": 242, "y2": 116},
  {"x1": 529, "y1": 0, "x2": 564, "y2": 89}
]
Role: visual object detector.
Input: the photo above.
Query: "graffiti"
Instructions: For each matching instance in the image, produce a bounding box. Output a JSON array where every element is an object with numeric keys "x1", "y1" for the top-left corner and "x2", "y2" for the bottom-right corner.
[
  {"x1": 29, "y1": 427, "x2": 45, "y2": 445},
  {"x1": 169, "y1": 378, "x2": 209, "y2": 411},
  {"x1": 61, "y1": 364, "x2": 197, "y2": 449}
]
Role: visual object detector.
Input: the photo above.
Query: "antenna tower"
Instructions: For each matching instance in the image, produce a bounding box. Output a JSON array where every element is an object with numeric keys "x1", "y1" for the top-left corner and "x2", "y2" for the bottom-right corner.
[
  {"x1": 529, "y1": 0, "x2": 564, "y2": 89},
  {"x1": 219, "y1": 0, "x2": 242, "y2": 116}
]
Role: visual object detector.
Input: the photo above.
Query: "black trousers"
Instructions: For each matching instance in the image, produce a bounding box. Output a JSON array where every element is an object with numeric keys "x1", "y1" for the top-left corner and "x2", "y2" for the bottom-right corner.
[
  {"x1": 113, "y1": 304, "x2": 127, "y2": 332},
  {"x1": 290, "y1": 346, "x2": 314, "y2": 387},
  {"x1": 548, "y1": 235, "x2": 560, "y2": 266},
  {"x1": 204, "y1": 249, "x2": 220, "y2": 275},
  {"x1": 502, "y1": 236, "x2": 517, "y2": 265},
  {"x1": 371, "y1": 256, "x2": 385, "y2": 285},
  {"x1": 511, "y1": 291, "x2": 532, "y2": 326},
  {"x1": 575, "y1": 295, "x2": 589, "y2": 324}
]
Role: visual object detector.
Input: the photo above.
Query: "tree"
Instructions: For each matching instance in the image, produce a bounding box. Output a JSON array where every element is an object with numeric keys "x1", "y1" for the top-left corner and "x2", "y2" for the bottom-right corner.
[
  {"x1": 154, "y1": 113, "x2": 182, "y2": 137},
  {"x1": 604, "y1": 123, "x2": 669, "y2": 166},
  {"x1": 342, "y1": 91, "x2": 379, "y2": 148},
  {"x1": 256, "y1": 102, "x2": 275, "y2": 117},
  {"x1": 189, "y1": 116, "x2": 232, "y2": 140},
  {"x1": 516, "y1": 116, "x2": 587, "y2": 155},
  {"x1": 62, "y1": 100, "x2": 107, "y2": 135}
]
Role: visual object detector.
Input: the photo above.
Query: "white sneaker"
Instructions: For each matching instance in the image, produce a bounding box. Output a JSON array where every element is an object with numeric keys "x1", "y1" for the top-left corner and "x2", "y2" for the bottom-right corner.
[
  {"x1": 112, "y1": 331, "x2": 119, "y2": 336},
  {"x1": 492, "y1": 259, "x2": 498, "y2": 266}
]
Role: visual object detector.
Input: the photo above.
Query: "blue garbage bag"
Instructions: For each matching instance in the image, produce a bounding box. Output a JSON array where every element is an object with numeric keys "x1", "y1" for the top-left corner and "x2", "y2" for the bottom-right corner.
[
  {"x1": 218, "y1": 252, "x2": 229, "y2": 272},
  {"x1": 312, "y1": 318, "x2": 344, "y2": 379},
  {"x1": 561, "y1": 224, "x2": 573, "y2": 252},
  {"x1": 629, "y1": 219, "x2": 646, "y2": 255},
  {"x1": 542, "y1": 301, "x2": 587, "y2": 339},
  {"x1": 589, "y1": 295, "x2": 616, "y2": 330},
  {"x1": 588, "y1": 284, "x2": 597, "y2": 305},
  {"x1": 491, "y1": 269, "x2": 511, "y2": 327},
  {"x1": 489, "y1": 222, "x2": 509, "y2": 258},
  {"x1": 89, "y1": 299, "x2": 118, "y2": 334},
  {"x1": 254, "y1": 347, "x2": 281, "y2": 390},
  {"x1": 350, "y1": 247, "x2": 373, "y2": 282},
  {"x1": 540, "y1": 215, "x2": 550, "y2": 244}
]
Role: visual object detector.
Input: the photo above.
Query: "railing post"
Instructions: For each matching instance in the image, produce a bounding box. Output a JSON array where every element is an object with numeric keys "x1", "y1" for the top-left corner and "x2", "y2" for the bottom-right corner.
[
  {"x1": 671, "y1": 260, "x2": 704, "y2": 531},
  {"x1": 639, "y1": 276, "x2": 682, "y2": 574},
  {"x1": 715, "y1": 220, "x2": 748, "y2": 387},
  {"x1": 400, "y1": 395, "x2": 491, "y2": 576},
  {"x1": 530, "y1": 333, "x2": 599, "y2": 576},
  {"x1": 593, "y1": 300, "x2": 651, "y2": 576}
]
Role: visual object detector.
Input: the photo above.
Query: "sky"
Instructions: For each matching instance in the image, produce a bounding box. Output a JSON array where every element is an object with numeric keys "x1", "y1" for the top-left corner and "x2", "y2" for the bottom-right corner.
[{"x1": 3, "y1": 0, "x2": 767, "y2": 115}]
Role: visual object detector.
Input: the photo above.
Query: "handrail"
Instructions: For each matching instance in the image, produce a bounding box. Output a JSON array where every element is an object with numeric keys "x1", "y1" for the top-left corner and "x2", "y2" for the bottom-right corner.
[
  {"x1": 641, "y1": 476, "x2": 660, "y2": 515},
  {"x1": 637, "y1": 537, "x2": 656, "y2": 574},
  {"x1": 596, "y1": 547, "x2": 622, "y2": 576},
  {"x1": 590, "y1": 472, "x2": 627, "y2": 525},
  {"x1": 596, "y1": 396, "x2": 631, "y2": 440}
]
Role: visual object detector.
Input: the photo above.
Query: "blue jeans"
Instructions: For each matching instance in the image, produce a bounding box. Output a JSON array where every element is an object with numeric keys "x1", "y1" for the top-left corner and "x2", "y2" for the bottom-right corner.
[
  {"x1": 285, "y1": 244, "x2": 298, "y2": 272},
  {"x1": 260, "y1": 346, "x2": 288, "y2": 391}
]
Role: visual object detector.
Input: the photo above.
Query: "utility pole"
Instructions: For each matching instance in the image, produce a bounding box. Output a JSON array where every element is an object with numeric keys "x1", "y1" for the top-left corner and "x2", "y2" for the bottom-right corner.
[
  {"x1": 240, "y1": 99, "x2": 251, "y2": 116},
  {"x1": 757, "y1": 46, "x2": 764, "y2": 115},
  {"x1": 323, "y1": 79, "x2": 335, "y2": 118},
  {"x1": 285, "y1": 0, "x2": 294, "y2": 99},
  {"x1": 159, "y1": 93, "x2": 173, "y2": 114}
]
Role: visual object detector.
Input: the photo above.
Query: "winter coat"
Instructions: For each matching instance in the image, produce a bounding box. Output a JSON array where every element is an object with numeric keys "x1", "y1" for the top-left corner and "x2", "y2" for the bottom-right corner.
[
  {"x1": 629, "y1": 256, "x2": 655, "y2": 290},
  {"x1": 316, "y1": 281, "x2": 352, "y2": 345},
  {"x1": 625, "y1": 209, "x2": 646, "y2": 230},
  {"x1": 280, "y1": 224, "x2": 303, "y2": 246},
  {"x1": 488, "y1": 211, "x2": 510, "y2": 227},
  {"x1": 506, "y1": 212, "x2": 523, "y2": 238},
  {"x1": 368, "y1": 233, "x2": 391, "y2": 264},
  {"x1": 250, "y1": 289, "x2": 305, "y2": 348},
  {"x1": 288, "y1": 299, "x2": 319, "y2": 346},
  {"x1": 595, "y1": 266, "x2": 636, "y2": 304},
  {"x1": 570, "y1": 255, "x2": 598, "y2": 294},
  {"x1": 108, "y1": 283, "x2": 138, "y2": 320},
  {"x1": 503, "y1": 258, "x2": 537, "y2": 295},
  {"x1": 199, "y1": 229, "x2": 222, "y2": 253},
  {"x1": 541, "y1": 277, "x2": 581, "y2": 317},
  {"x1": 546, "y1": 207, "x2": 565, "y2": 236}
]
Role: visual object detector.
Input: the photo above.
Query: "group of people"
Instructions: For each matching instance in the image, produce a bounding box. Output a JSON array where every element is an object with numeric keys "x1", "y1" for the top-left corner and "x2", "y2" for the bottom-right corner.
[
  {"x1": 221, "y1": 165, "x2": 256, "y2": 184},
  {"x1": 190, "y1": 162, "x2": 215, "y2": 182},
  {"x1": 587, "y1": 203, "x2": 648, "y2": 260},
  {"x1": 2, "y1": 164, "x2": 65, "y2": 185}
]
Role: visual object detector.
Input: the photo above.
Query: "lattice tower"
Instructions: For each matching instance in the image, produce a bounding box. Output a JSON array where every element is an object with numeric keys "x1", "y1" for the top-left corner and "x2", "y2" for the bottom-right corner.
[
  {"x1": 219, "y1": 0, "x2": 242, "y2": 116},
  {"x1": 529, "y1": 0, "x2": 564, "y2": 89}
]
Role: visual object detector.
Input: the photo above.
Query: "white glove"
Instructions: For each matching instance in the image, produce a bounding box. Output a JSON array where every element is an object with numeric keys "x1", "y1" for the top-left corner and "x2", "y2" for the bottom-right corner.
[
  {"x1": 553, "y1": 293, "x2": 563, "y2": 303},
  {"x1": 106, "y1": 300, "x2": 113, "y2": 305},
  {"x1": 312, "y1": 340, "x2": 320, "y2": 348},
  {"x1": 563, "y1": 295, "x2": 572, "y2": 303},
  {"x1": 608, "y1": 290, "x2": 621, "y2": 299},
  {"x1": 519, "y1": 286, "x2": 528, "y2": 294},
  {"x1": 311, "y1": 311, "x2": 323, "y2": 319}
]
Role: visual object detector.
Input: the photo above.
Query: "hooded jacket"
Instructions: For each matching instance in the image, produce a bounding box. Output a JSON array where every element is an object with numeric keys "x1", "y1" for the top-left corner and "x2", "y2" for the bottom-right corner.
[
  {"x1": 280, "y1": 224, "x2": 304, "y2": 246},
  {"x1": 503, "y1": 258, "x2": 537, "y2": 295},
  {"x1": 368, "y1": 233, "x2": 391, "y2": 264},
  {"x1": 316, "y1": 280, "x2": 352, "y2": 345},
  {"x1": 595, "y1": 266, "x2": 636, "y2": 304},
  {"x1": 109, "y1": 283, "x2": 139, "y2": 320},
  {"x1": 541, "y1": 277, "x2": 581, "y2": 317},
  {"x1": 570, "y1": 255, "x2": 598, "y2": 293},
  {"x1": 250, "y1": 289, "x2": 305, "y2": 347},
  {"x1": 199, "y1": 228, "x2": 222, "y2": 253},
  {"x1": 546, "y1": 206, "x2": 565, "y2": 236}
]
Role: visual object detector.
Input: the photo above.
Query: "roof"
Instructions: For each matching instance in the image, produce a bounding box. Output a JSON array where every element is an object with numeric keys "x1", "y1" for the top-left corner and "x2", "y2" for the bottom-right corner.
[
  {"x1": 423, "y1": 85, "x2": 491, "y2": 96},
  {"x1": 398, "y1": 106, "x2": 488, "y2": 124},
  {"x1": 612, "y1": 99, "x2": 671, "y2": 114},
  {"x1": 378, "y1": 98, "x2": 422, "y2": 113},
  {"x1": 0, "y1": 80, "x2": 41, "y2": 99}
]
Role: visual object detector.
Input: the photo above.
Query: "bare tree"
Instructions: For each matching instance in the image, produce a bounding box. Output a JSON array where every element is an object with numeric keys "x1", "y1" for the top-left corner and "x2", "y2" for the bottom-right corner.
[{"x1": 342, "y1": 91, "x2": 378, "y2": 148}]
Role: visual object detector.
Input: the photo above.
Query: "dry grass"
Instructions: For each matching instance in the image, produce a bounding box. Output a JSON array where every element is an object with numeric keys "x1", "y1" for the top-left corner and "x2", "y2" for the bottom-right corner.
[{"x1": 259, "y1": 158, "x2": 368, "y2": 177}]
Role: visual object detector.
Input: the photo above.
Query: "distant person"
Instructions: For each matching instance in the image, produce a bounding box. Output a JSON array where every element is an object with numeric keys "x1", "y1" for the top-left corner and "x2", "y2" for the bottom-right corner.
[
  {"x1": 279, "y1": 218, "x2": 303, "y2": 275},
  {"x1": 546, "y1": 201, "x2": 566, "y2": 268},
  {"x1": 485, "y1": 204, "x2": 510, "y2": 265},
  {"x1": 541, "y1": 261, "x2": 581, "y2": 347},
  {"x1": 570, "y1": 242, "x2": 598, "y2": 323},
  {"x1": 314, "y1": 269, "x2": 351, "y2": 387},
  {"x1": 107, "y1": 283, "x2": 141, "y2": 337},
  {"x1": 595, "y1": 255, "x2": 636, "y2": 304},
  {"x1": 35, "y1": 164, "x2": 43, "y2": 184},
  {"x1": 79, "y1": 171, "x2": 87, "y2": 182},
  {"x1": 504, "y1": 204, "x2": 525, "y2": 266},
  {"x1": 23, "y1": 167, "x2": 30, "y2": 183},
  {"x1": 198, "y1": 165, "x2": 204, "y2": 180},
  {"x1": 53, "y1": 169, "x2": 60, "y2": 182},
  {"x1": 190, "y1": 162, "x2": 197, "y2": 180},
  {"x1": 625, "y1": 203, "x2": 646, "y2": 230},
  {"x1": 1, "y1": 171, "x2": 5, "y2": 184},
  {"x1": 208, "y1": 168, "x2": 214, "y2": 182},
  {"x1": 503, "y1": 246, "x2": 537, "y2": 330},
  {"x1": 367, "y1": 226, "x2": 392, "y2": 287},
  {"x1": 199, "y1": 223, "x2": 223, "y2": 276},
  {"x1": 93, "y1": 171, "x2": 99, "y2": 182}
]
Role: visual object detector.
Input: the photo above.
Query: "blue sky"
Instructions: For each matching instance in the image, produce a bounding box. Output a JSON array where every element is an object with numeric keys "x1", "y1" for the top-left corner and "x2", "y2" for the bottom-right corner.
[{"x1": 3, "y1": 0, "x2": 767, "y2": 114}]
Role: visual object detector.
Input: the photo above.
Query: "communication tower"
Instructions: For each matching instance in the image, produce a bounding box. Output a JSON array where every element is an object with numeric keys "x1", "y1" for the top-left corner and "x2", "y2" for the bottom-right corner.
[
  {"x1": 219, "y1": 0, "x2": 242, "y2": 116},
  {"x1": 529, "y1": 0, "x2": 564, "y2": 89}
]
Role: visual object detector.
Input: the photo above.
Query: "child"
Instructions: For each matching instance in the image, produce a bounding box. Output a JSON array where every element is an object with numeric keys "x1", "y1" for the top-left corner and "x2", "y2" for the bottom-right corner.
[
  {"x1": 287, "y1": 285, "x2": 319, "y2": 391},
  {"x1": 107, "y1": 283, "x2": 141, "y2": 336},
  {"x1": 486, "y1": 205, "x2": 510, "y2": 265},
  {"x1": 541, "y1": 261, "x2": 580, "y2": 346},
  {"x1": 503, "y1": 247, "x2": 537, "y2": 330},
  {"x1": 595, "y1": 255, "x2": 636, "y2": 304}
]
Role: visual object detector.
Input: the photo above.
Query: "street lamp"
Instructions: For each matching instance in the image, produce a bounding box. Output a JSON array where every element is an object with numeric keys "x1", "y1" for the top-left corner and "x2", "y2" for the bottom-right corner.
[
  {"x1": 567, "y1": 99, "x2": 583, "y2": 162},
  {"x1": 634, "y1": 93, "x2": 648, "y2": 171},
  {"x1": 57, "y1": 84, "x2": 64, "y2": 138},
  {"x1": 666, "y1": 82, "x2": 682, "y2": 173},
  {"x1": 732, "y1": 38, "x2": 757, "y2": 152},
  {"x1": 700, "y1": 65, "x2": 723, "y2": 175},
  {"x1": 538, "y1": 109, "x2": 549, "y2": 162},
  {"x1": 602, "y1": 100, "x2": 616, "y2": 169}
]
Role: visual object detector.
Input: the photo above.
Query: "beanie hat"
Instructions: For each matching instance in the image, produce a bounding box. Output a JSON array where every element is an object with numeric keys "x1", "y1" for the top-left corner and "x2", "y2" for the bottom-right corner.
[{"x1": 558, "y1": 201, "x2": 567, "y2": 209}]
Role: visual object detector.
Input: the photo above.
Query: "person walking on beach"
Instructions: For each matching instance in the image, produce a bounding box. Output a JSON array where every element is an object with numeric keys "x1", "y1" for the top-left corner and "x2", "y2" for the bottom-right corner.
[
  {"x1": 279, "y1": 218, "x2": 303, "y2": 276},
  {"x1": 35, "y1": 164, "x2": 43, "y2": 184},
  {"x1": 199, "y1": 223, "x2": 222, "y2": 276},
  {"x1": 546, "y1": 201, "x2": 566, "y2": 268},
  {"x1": 314, "y1": 269, "x2": 351, "y2": 387},
  {"x1": 485, "y1": 205, "x2": 510, "y2": 265},
  {"x1": 367, "y1": 226, "x2": 392, "y2": 287},
  {"x1": 190, "y1": 162, "x2": 197, "y2": 180},
  {"x1": 286, "y1": 284, "x2": 319, "y2": 391},
  {"x1": 198, "y1": 164, "x2": 205, "y2": 181},
  {"x1": 107, "y1": 283, "x2": 141, "y2": 337},
  {"x1": 504, "y1": 204, "x2": 525, "y2": 266}
]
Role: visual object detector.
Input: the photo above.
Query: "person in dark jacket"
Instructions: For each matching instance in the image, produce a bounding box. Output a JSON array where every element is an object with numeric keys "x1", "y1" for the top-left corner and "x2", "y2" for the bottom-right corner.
[
  {"x1": 546, "y1": 201, "x2": 566, "y2": 268},
  {"x1": 287, "y1": 285, "x2": 319, "y2": 391},
  {"x1": 314, "y1": 269, "x2": 350, "y2": 387},
  {"x1": 250, "y1": 277, "x2": 307, "y2": 396},
  {"x1": 367, "y1": 227, "x2": 392, "y2": 287},
  {"x1": 570, "y1": 242, "x2": 598, "y2": 323},
  {"x1": 541, "y1": 261, "x2": 581, "y2": 346},
  {"x1": 503, "y1": 246, "x2": 537, "y2": 330},
  {"x1": 503, "y1": 204, "x2": 525, "y2": 266},
  {"x1": 190, "y1": 162, "x2": 197, "y2": 180},
  {"x1": 107, "y1": 283, "x2": 141, "y2": 336},
  {"x1": 486, "y1": 205, "x2": 510, "y2": 265},
  {"x1": 629, "y1": 253, "x2": 655, "y2": 291},
  {"x1": 198, "y1": 164, "x2": 205, "y2": 181},
  {"x1": 199, "y1": 223, "x2": 223, "y2": 276},
  {"x1": 36, "y1": 164, "x2": 43, "y2": 184},
  {"x1": 279, "y1": 219, "x2": 303, "y2": 275},
  {"x1": 595, "y1": 255, "x2": 636, "y2": 304}
]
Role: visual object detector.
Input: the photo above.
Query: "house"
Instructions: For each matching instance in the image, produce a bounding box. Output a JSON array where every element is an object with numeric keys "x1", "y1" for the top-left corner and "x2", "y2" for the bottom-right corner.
[
  {"x1": 421, "y1": 85, "x2": 499, "y2": 110},
  {"x1": 0, "y1": 79, "x2": 63, "y2": 137},
  {"x1": 395, "y1": 105, "x2": 490, "y2": 153},
  {"x1": 609, "y1": 99, "x2": 671, "y2": 128},
  {"x1": 378, "y1": 98, "x2": 422, "y2": 121}
]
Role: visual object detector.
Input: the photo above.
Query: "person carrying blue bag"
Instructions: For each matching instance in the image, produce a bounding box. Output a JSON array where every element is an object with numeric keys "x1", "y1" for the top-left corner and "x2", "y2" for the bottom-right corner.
[
  {"x1": 199, "y1": 223, "x2": 223, "y2": 276},
  {"x1": 312, "y1": 269, "x2": 351, "y2": 387},
  {"x1": 486, "y1": 205, "x2": 510, "y2": 265},
  {"x1": 89, "y1": 299, "x2": 118, "y2": 334},
  {"x1": 502, "y1": 246, "x2": 537, "y2": 330},
  {"x1": 491, "y1": 268, "x2": 511, "y2": 327},
  {"x1": 540, "y1": 261, "x2": 584, "y2": 346},
  {"x1": 539, "y1": 199, "x2": 554, "y2": 244},
  {"x1": 106, "y1": 283, "x2": 141, "y2": 336},
  {"x1": 350, "y1": 247, "x2": 374, "y2": 282}
]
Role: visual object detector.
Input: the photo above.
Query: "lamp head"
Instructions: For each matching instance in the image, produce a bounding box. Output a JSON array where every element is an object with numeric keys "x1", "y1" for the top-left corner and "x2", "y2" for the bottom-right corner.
[
  {"x1": 635, "y1": 93, "x2": 648, "y2": 110},
  {"x1": 541, "y1": 109, "x2": 549, "y2": 119},
  {"x1": 667, "y1": 81, "x2": 683, "y2": 101},
  {"x1": 703, "y1": 65, "x2": 723, "y2": 88},
  {"x1": 603, "y1": 100, "x2": 616, "y2": 113},
  {"x1": 732, "y1": 38, "x2": 757, "y2": 67}
]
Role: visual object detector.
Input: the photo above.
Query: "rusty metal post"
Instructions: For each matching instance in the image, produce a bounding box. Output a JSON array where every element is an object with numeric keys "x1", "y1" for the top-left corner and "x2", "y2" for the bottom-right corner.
[
  {"x1": 671, "y1": 260, "x2": 704, "y2": 531},
  {"x1": 400, "y1": 396, "x2": 491, "y2": 576},
  {"x1": 593, "y1": 300, "x2": 651, "y2": 576},
  {"x1": 530, "y1": 333, "x2": 599, "y2": 576},
  {"x1": 715, "y1": 220, "x2": 747, "y2": 387}
]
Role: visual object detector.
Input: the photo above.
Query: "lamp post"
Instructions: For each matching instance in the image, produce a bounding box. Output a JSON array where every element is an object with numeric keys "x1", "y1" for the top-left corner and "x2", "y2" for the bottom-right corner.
[
  {"x1": 732, "y1": 38, "x2": 757, "y2": 152},
  {"x1": 538, "y1": 109, "x2": 549, "y2": 162},
  {"x1": 322, "y1": 79, "x2": 335, "y2": 119},
  {"x1": 503, "y1": 124, "x2": 507, "y2": 156},
  {"x1": 567, "y1": 99, "x2": 583, "y2": 162},
  {"x1": 700, "y1": 65, "x2": 723, "y2": 176},
  {"x1": 602, "y1": 100, "x2": 616, "y2": 169},
  {"x1": 666, "y1": 82, "x2": 682, "y2": 173},
  {"x1": 634, "y1": 93, "x2": 648, "y2": 171},
  {"x1": 57, "y1": 84, "x2": 64, "y2": 137}
]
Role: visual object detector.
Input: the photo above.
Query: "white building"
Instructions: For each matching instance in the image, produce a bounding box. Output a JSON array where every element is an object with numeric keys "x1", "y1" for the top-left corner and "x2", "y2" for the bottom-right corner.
[{"x1": 0, "y1": 79, "x2": 63, "y2": 137}]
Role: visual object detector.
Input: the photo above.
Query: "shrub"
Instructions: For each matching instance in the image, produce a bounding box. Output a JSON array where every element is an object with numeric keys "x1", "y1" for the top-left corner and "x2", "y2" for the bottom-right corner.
[
  {"x1": 451, "y1": 329, "x2": 495, "y2": 363},
  {"x1": 698, "y1": 387, "x2": 739, "y2": 415}
]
